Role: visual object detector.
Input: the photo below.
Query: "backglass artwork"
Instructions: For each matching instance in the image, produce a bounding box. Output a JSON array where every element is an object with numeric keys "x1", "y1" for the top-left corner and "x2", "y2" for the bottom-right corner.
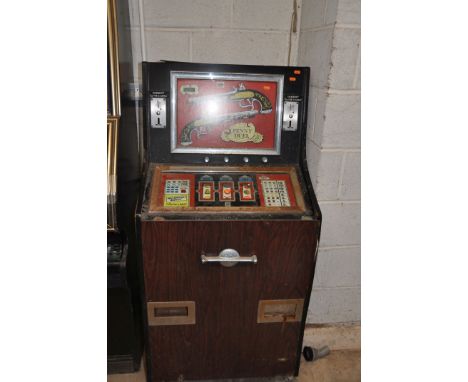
[{"x1": 170, "y1": 72, "x2": 284, "y2": 155}]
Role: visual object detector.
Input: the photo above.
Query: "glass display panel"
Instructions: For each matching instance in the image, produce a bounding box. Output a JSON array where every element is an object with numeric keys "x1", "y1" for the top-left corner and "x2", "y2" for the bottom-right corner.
[{"x1": 170, "y1": 72, "x2": 284, "y2": 155}]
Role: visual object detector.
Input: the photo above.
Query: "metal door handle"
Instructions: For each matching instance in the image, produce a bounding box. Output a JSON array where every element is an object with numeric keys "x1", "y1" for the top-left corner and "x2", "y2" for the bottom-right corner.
[{"x1": 201, "y1": 248, "x2": 257, "y2": 267}]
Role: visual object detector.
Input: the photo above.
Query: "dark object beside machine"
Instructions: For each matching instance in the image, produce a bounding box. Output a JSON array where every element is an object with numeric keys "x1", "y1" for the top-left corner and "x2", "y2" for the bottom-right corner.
[
  {"x1": 107, "y1": 0, "x2": 143, "y2": 374},
  {"x1": 107, "y1": 231, "x2": 142, "y2": 373},
  {"x1": 303, "y1": 345, "x2": 331, "y2": 362}
]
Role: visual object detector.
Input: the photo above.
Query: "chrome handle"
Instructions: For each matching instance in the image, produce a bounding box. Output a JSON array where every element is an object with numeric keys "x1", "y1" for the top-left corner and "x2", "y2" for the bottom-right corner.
[
  {"x1": 201, "y1": 248, "x2": 257, "y2": 267},
  {"x1": 201, "y1": 254, "x2": 258, "y2": 264}
]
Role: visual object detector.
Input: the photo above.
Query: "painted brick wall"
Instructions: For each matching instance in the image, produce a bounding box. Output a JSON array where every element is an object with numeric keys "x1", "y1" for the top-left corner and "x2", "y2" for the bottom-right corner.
[
  {"x1": 126, "y1": 0, "x2": 302, "y2": 80},
  {"x1": 124, "y1": 0, "x2": 361, "y2": 324},
  {"x1": 299, "y1": 0, "x2": 361, "y2": 323}
]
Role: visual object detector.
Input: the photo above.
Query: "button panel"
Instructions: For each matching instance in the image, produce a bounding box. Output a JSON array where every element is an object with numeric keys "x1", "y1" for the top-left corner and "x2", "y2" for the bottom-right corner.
[{"x1": 159, "y1": 172, "x2": 296, "y2": 209}]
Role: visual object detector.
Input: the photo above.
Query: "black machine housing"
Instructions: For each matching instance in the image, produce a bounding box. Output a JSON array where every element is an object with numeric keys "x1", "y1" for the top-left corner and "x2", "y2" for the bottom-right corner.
[
  {"x1": 141, "y1": 61, "x2": 320, "y2": 222},
  {"x1": 143, "y1": 62, "x2": 310, "y2": 167}
]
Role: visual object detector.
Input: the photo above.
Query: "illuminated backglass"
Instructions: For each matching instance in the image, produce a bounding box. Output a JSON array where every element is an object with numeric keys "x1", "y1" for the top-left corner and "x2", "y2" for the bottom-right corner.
[{"x1": 170, "y1": 72, "x2": 284, "y2": 155}]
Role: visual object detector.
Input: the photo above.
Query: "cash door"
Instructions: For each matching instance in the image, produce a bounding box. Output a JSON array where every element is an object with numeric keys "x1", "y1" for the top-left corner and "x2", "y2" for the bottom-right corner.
[{"x1": 141, "y1": 219, "x2": 319, "y2": 381}]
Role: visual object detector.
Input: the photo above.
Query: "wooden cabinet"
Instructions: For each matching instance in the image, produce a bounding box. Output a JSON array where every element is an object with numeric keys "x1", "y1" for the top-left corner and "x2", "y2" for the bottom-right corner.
[
  {"x1": 141, "y1": 220, "x2": 319, "y2": 380},
  {"x1": 138, "y1": 61, "x2": 321, "y2": 381}
]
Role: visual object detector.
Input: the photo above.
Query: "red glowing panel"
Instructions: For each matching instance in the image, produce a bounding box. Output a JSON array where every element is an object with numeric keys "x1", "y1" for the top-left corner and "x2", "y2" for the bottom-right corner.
[{"x1": 171, "y1": 73, "x2": 283, "y2": 154}]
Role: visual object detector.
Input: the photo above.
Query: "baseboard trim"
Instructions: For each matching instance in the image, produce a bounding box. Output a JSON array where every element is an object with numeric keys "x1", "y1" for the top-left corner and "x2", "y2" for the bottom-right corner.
[{"x1": 302, "y1": 322, "x2": 360, "y2": 350}]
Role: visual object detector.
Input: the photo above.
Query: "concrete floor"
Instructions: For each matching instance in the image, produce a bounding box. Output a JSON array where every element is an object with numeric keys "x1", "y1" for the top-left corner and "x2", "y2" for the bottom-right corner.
[
  {"x1": 108, "y1": 350, "x2": 361, "y2": 382},
  {"x1": 108, "y1": 324, "x2": 361, "y2": 382}
]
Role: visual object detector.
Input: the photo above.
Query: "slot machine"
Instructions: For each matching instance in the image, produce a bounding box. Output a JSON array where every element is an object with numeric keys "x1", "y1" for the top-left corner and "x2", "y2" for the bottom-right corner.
[{"x1": 138, "y1": 61, "x2": 322, "y2": 381}]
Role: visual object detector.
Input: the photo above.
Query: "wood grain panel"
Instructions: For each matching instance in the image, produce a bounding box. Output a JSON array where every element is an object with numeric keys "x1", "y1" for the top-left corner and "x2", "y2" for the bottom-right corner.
[{"x1": 141, "y1": 220, "x2": 319, "y2": 381}]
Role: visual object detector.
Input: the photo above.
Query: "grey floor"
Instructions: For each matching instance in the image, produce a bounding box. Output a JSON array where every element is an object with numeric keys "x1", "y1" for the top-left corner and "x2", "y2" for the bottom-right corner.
[{"x1": 108, "y1": 350, "x2": 361, "y2": 382}]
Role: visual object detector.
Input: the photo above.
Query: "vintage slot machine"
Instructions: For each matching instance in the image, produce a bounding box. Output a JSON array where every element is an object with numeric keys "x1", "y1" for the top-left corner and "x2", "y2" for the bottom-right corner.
[{"x1": 138, "y1": 61, "x2": 322, "y2": 381}]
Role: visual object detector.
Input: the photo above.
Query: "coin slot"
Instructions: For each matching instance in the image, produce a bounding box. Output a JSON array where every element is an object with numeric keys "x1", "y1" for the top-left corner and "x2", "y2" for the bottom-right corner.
[{"x1": 150, "y1": 96, "x2": 167, "y2": 128}]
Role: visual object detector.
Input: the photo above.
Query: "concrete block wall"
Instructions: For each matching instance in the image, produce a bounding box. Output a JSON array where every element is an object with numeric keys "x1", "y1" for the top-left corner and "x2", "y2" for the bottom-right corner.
[
  {"x1": 299, "y1": 0, "x2": 361, "y2": 323},
  {"x1": 122, "y1": 0, "x2": 361, "y2": 324},
  {"x1": 126, "y1": 0, "x2": 303, "y2": 81}
]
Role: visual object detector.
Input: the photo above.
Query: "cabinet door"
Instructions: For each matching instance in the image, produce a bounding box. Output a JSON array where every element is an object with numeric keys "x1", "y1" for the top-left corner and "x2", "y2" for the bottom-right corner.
[{"x1": 141, "y1": 220, "x2": 319, "y2": 381}]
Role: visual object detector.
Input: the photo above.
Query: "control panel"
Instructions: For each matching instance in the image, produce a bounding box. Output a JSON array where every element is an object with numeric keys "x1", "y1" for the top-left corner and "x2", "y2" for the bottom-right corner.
[{"x1": 156, "y1": 171, "x2": 297, "y2": 209}]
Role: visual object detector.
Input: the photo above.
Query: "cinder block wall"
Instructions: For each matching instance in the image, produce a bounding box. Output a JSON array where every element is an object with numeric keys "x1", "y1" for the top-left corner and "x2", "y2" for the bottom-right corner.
[
  {"x1": 126, "y1": 0, "x2": 302, "y2": 80},
  {"x1": 125, "y1": 0, "x2": 361, "y2": 324},
  {"x1": 299, "y1": 0, "x2": 361, "y2": 323}
]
